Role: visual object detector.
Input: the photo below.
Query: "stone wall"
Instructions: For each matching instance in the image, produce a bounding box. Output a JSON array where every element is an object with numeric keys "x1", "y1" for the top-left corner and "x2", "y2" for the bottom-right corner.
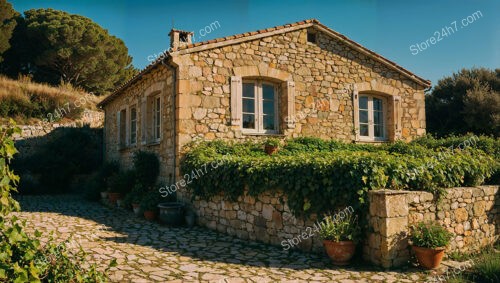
[
  {"x1": 191, "y1": 186, "x2": 499, "y2": 269},
  {"x1": 365, "y1": 186, "x2": 499, "y2": 268},
  {"x1": 192, "y1": 188, "x2": 324, "y2": 253},
  {"x1": 13, "y1": 110, "x2": 104, "y2": 157},
  {"x1": 102, "y1": 65, "x2": 176, "y2": 183}
]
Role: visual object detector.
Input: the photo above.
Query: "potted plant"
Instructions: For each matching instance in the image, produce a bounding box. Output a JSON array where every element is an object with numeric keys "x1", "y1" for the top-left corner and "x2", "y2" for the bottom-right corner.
[
  {"x1": 140, "y1": 191, "x2": 159, "y2": 221},
  {"x1": 100, "y1": 191, "x2": 108, "y2": 200},
  {"x1": 410, "y1": 221, "x2": 453, "y2": 269},
  {"x1": 107, "y1": 170, "x2": 135, "y2": 206},
  {"x1": 318, "y1": 213, "x2": 360, "y2": 265},
  {"x1": 123, "y1": 183, "x2": 144, "y2": 215},
  {"x1": 264, "y1": 138, "x2": 280, "y2": 155}
]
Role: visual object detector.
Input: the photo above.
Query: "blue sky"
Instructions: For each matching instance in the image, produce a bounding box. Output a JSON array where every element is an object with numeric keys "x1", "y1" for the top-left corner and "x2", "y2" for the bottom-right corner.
[{"x1": 10, "y1": 0, "x2": 499, "y2": 86}]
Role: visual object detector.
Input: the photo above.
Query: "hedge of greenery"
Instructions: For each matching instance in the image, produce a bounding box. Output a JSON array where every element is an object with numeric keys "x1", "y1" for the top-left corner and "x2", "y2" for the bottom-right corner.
[{"x1": 181, "y1": 137, "x2": 498, "y2": 216}]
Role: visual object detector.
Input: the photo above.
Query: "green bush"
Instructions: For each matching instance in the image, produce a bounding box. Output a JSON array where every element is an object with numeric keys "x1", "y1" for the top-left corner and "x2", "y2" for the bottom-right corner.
[
  {"x1": 181, "y1": 139, "x2": 497, "y2": 217},
  {"x1": 410, "y1": 221, "x2": 453, "y2": 249},
  {"x1": 133, "y1": 150, "x2": 160, "y2": 189},
  {"x1": 83, "y1": 160, "x2": 120, "y2": 201},
  {"x1": 107, "y1": 169, "x2": 135, "y2": 194},
  {"x1": 14, "y1": 126, "x2": 102, "y2": 194},
  {"x1": 140, "y1": 190, "x2": 161, "y2": 211}
]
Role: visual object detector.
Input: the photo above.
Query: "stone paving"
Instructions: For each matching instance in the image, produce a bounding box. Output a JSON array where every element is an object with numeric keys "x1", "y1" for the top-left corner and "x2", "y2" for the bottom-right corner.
[{"x1": 13, "y1": 195, "x2": 436, "y2": 282}]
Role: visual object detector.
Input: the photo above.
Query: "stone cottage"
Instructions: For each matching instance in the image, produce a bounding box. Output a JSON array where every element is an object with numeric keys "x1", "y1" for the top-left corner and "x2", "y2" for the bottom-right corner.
[{"x1": 98, "y1": 19, "x2": 431, "y2": 192}]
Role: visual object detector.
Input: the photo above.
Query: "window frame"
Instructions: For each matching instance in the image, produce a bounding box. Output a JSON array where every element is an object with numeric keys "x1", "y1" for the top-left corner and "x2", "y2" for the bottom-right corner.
[
  {"x1": 129, "y1": 105, "x2": 137, "y2": 146},
  {"x1": 118, "y1": 108, "x2": 127, "y2": 149},
  {"x1": 241, "y1": 79, "x2": 279, "y2": 135},
  {"x1": 358, "y1": 94, "x2": 387, "y2": 142}
]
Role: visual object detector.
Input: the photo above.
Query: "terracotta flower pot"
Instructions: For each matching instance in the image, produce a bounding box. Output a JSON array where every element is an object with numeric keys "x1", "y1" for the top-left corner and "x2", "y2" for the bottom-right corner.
[
  {"x1": 108, "y1": 192, "x2": 122, "y2": 204},
  {"x1": 412, "y1": 245, "x2": 445, "y2": 269},
  {"x1": 143, "y1": 210, "x2": 156, "y2": 220},
  {"x1": 265, "y1": 145, "x2": 278, "y2": 155},
  {"x1": 323, "y1": 240, "x2": 356, "y2": 265}
]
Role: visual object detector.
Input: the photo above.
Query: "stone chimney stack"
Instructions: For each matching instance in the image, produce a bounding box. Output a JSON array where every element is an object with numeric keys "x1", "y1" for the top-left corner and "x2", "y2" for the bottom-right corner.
[{"x1": 169, "y1": 29, "x2": 193, "y2": 51}]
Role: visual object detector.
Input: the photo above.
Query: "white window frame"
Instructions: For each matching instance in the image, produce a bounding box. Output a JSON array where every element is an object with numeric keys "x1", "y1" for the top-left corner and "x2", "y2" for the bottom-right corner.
[
  {"x1": 129, "y1": 105, "x2": 137, "y2": 146},
  {"x1": 118, "y1": 107, "x2": 127, "y2": 148},
  {"x1": 241, "y1": 80, "x2": 279, "y2": 135},
  {"x1": 358, "y1": 94, "x2": 387, "y2": 142}
]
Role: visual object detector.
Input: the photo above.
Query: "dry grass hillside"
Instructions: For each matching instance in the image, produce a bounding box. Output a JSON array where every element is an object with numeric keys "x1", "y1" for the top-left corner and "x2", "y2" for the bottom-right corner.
[{"x1": 0, "y1": 75, "x2": 102, "y2": 124}]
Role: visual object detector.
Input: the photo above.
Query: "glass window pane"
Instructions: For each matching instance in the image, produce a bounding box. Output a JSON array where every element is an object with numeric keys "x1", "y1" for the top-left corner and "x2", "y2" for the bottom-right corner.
[
  {"x1": 359, "y1": 96, "x2": 368, "y2": 109},
  {"x1": 360, "y1": 124, "x2": 369, "y2": 136},
  {"x1": 243, "y1": 83, "x2": 255, "y2": 98},
  {"x1": 262, "y1": 84, "x2": 275, "y2": 100},
  {"x1": 374, "y1": 124, "x2": 383, "y2": 137},
  {"x1": 243, "y1": 98, "x2": 255, "y2": 113},
  {"x1": 359, "y1": 110, "x2": 368, "y2": 123},
  {"x1": 263, "y1": 116, "x2": 275, "y2": 130},
  {"x1": 243, "y1": 114, "x2": 255, "y2": 129},
  {"x1": 263, "y1": 101, "x2": 274, "y2": 115},
  {"x1": 373, "y1": 98, "x2": 382, "y2": 111},
  {"x1": 374, "y1": 111, "x2": 382, "y2": 124}
]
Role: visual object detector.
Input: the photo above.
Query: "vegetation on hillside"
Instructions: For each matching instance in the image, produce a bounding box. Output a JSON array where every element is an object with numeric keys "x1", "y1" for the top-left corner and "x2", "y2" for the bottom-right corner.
[
  {"x1": 0, "y1": 75, "x2": 100, "y2": 123},
  {"x1": 426, "y1": 68, "x2": 499, "y2": 137}
]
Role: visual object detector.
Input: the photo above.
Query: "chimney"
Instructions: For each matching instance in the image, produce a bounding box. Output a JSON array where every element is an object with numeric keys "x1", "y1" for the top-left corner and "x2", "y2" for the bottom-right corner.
[{"x1": 169, "y1": 29, "x2": 193, "y2": 51}]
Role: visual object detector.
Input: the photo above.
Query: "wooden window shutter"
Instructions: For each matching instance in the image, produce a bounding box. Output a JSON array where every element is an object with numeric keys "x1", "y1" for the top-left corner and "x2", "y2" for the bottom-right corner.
[
  {"x1": 352, "y1": 85, "x2": 360, "y2": 141},
  {"x1": 393, "y1": 95, "x2": 402, "y2": 139},
  {"x1": 286, "y1": 81, "x2": 295, "y2": 129},
  {"x1": 230, "y1": 76, "x2": 242, "y2": 126},
  {"x1": 141, "y1": 97, "x2": 146, "y2": 143},
  {"x1": 116, "y1": 111, "x2": 121, "y2": 144}
]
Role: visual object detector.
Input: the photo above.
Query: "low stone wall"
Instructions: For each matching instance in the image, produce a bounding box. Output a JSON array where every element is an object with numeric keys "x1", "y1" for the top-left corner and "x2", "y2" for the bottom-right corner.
[
  {"x1": 365, "y1": 186, "x2": 499, "y2": 268},
  {"x1": 193, "y1": 189, "x2": 324, "y2": 253},
  {"x1": 192, "y1": 185, "x2": 499, "y2": 269}
]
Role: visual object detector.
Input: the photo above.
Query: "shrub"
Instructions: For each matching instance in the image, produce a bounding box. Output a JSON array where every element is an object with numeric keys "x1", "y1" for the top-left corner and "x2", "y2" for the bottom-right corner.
[
  {"x1": 318, "y1": 213, "x2": 360, "y2": 242},
  {"x1": 14, "y1": 126, "x2": 102, "y2": 194},
  {"x1": 469, "y1": 249, "x2": 500, "y2": 282},
  {"x1": 107, "y1": 169, "x2": 135, "y2": 194},
  {"x1": 182, "y1": 139, "x2": 497, "y2": 217},
  {"x1": 410, "y1": 222, "x2": 453, "y2": 249},
  {"x1": 83, "y1": 161, "x2": 120, "y2": 201},
  {"x1": 133, "y1": 150, "x2": 159, "y2": 188},
  {"x1": 140, "y1": 190, "x2": 161, "y2": 211},
  {"x1": 123, "y1": 183, "x2": 145, "y2": 208}
]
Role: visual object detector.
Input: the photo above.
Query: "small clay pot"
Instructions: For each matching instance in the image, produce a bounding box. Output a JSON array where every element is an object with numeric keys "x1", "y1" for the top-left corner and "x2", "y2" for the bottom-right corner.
[
  {"x1": 143, "y1": 210, "x2": 156, "y2": 221},
  {"x1": 323, "y1": 240, "x2": 356, "y2": 266},
  {"x1": 108, "y1": 192, "x2": 122, "y2": 204},
  {"x1": 412, "y1": 245, "x2": 446, "y2": 269}
]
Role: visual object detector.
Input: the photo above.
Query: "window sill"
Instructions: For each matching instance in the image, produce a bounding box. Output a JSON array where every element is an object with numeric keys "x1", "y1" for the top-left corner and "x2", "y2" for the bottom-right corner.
[
  {"x1": 119, "y1": 144, "x2": 138, "y2": 152},
  {"x1": 241, "y1": 132, "x2": 285, "y2": 137},
  {"x1": 355, "y1": 139, "x2": 389, "y2": 144},
  {"x1": 146, "y1": 140, "x2": 161, "y2": 146}
]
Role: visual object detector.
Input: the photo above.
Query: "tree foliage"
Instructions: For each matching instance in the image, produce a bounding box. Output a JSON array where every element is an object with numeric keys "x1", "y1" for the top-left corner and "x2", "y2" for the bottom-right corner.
[
  {"x1": 2, "y1": 8, "x2": 137, "y2": 94},
  {"x1": 0, "y1": 0, "x2": 17, "y2": 62},
  {"x1": 426, "y1": 68, "x2": 500, "y2": 137}
]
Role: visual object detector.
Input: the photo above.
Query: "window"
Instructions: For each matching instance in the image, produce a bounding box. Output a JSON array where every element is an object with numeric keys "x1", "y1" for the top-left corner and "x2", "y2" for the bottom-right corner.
[
  {"x1": 118, "y1": 109, "x2": 126, "y2": 148},
  {"x1": 358, "y1": 95, "x2": 386, "y2": 141},
  {"x1": 129, "y1": 106, "x2": 137, "y2": 145},
  {"x1": 242, "y1": 80, "x2": 278, "y2": 134},
  {"x1": 307, "y1": 31, "x2": 317, "y2": 43},
  {"x1": 152, "y1": 95, "x2": 161, "y2": 141}
]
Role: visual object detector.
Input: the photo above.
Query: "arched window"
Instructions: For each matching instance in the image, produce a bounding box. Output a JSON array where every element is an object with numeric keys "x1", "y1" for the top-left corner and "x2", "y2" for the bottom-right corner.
[
  {"x1": 241, "y1": 80, "x2": 279, "y2": 134},
  {"x1": 358, "y1": 94, "x2": 387, "y2": 141}
]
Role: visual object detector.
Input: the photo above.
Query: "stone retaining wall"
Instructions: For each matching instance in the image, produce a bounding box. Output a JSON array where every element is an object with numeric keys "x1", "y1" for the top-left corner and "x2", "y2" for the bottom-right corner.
[
  {"x1": 192, "y1": 185, "x2": 499, "y2": 269},
  {"x1": 365, "y1": 186, "x2": 499, "y2": 268}
]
